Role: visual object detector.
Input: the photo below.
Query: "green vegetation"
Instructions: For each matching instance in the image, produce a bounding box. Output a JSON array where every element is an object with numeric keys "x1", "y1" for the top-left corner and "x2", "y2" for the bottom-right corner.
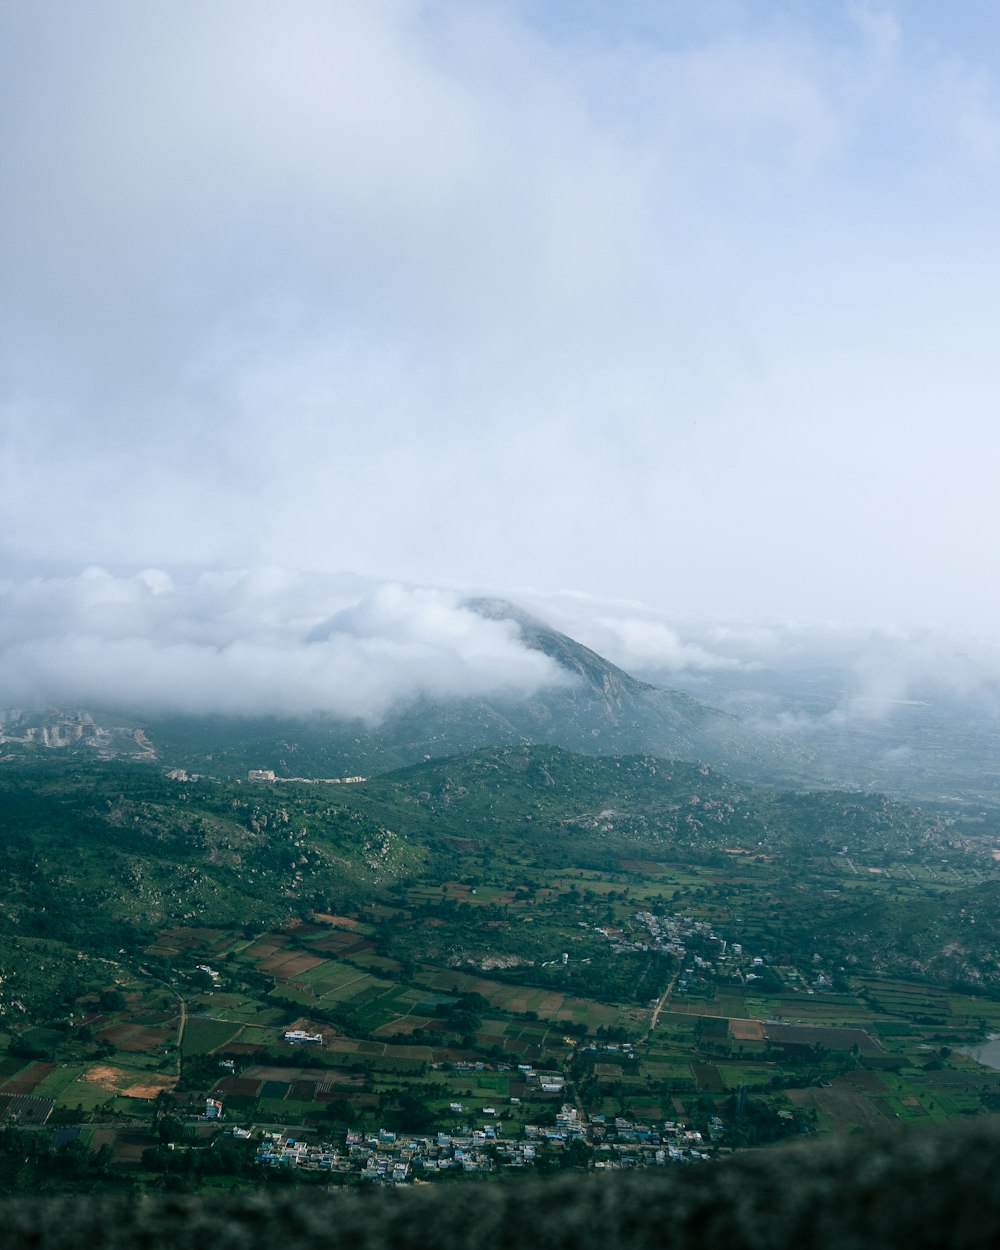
[{"x1": 1, "y1": 745, "x2": 999, "y2": 1191}]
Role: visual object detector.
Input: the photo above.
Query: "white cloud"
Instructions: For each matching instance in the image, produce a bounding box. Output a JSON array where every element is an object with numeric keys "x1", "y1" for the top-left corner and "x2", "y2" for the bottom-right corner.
[
  {"x1": 0, "y1": 569, "x2": 570, "y2": 719},
  {"x1": 506, "y1": 584, "x2": 1000, "y2": 726},
  {"x1": 2, "y1": 2, "x2": 1000, "y2": 630},
  {"x1": 5, "y1": 561, "x2": 1000, "y2": 737}
]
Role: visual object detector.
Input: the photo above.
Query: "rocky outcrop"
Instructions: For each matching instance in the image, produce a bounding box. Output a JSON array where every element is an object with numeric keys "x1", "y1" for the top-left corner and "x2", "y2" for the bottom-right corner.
[{"x1": 0, "y1": 709, "x2": 156, "y2": 760}]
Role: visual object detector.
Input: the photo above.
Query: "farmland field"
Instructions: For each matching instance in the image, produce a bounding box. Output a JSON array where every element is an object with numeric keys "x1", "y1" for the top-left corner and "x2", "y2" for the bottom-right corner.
[{"x1": 3, "y1": 749, "x2": 1000, "y2": 1192}]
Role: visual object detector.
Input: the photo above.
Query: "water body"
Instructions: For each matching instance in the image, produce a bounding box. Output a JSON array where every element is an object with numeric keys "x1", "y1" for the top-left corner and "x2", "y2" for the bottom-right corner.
[{"x1": 959, "y1": 1034, "x2": 1000, "y2": 1070}]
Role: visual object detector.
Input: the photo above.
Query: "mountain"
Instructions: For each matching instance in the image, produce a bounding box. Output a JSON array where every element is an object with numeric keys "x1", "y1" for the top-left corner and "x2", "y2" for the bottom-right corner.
[
  {"x1": 0, "y1": 601, "x2": 809, "y2": 784},
  {"x1": 461, "y1": 598, "x2": 808, "y2": 776}
]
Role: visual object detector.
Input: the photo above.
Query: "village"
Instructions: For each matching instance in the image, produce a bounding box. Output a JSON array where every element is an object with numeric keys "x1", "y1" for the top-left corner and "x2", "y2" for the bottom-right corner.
[
  {"x1": 237, "y1": 1040, "x2": 720, "y2": 1181},
  {"x1": 627, "y1": 911, "x2": 837, "y2": 997},
  {"x1": 4, "y1": 822, "x2": 999, "y2": 1196},
  {"x1": 251, "y1": 1106, "x2": 717, "y2": 1182}
]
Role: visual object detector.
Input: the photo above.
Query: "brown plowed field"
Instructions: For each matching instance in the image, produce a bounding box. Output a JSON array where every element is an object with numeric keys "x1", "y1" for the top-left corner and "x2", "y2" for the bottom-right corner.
[
  {"x1": 281, "y1": 954, "x2": 327, "y2": 977},
  {"x1": 216, "y1": 1077, "x2": 262, "y2": 1097},
  {"x1": 111, "y1": 1128, "x2": 157, "y2": 1167},
  {"x1": 122, "y1": 1075, "x2": 175, "y2": 1099},
  {"x1": 0, "y1": 1062, "x2": 55, "y2": 1094},
  {"x1": 729, "y1": 1018, "x2": 765, "y2": 1041}
]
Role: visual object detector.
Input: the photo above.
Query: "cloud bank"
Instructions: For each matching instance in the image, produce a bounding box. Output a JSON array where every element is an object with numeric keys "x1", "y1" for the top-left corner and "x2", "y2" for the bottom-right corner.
[
  {"x1": 2, "y1": 2, "x2": 1000, "y2": 629},
  {"x1": 4, "y1": 563, "x2": 1000, "y2": 737},
  {"x1": 0, "y1": 569, "x2": 570, "y2": 721},
  {"x1": 510, "y1": 585, "x2": 1000, "y2": 729}
]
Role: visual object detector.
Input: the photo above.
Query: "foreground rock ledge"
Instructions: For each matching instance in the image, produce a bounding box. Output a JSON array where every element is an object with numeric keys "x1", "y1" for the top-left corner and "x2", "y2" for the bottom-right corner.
[{"x1": 2, "y1": 1121, "x2": 999, "y2": 1250}]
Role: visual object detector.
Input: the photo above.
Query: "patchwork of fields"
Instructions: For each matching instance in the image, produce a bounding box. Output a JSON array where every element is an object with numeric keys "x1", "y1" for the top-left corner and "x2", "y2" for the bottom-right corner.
[{"x1": 3, "y1": 807, "x2": 1000, "y2": 1184}]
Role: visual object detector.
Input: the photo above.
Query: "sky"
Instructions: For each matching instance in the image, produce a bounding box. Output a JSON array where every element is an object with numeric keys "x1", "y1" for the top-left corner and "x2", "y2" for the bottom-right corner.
[{"x1": 2, "y1": 1, "x2": 1000, "y2": 715}]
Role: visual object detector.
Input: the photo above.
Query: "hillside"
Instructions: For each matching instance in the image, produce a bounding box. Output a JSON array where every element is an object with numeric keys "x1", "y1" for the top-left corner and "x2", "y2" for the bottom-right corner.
[
  {"x1": 357, "y1": 744, "x2": 939, "y2": 859},
  {"x1": 2, "y1": 743, "x2": 1000, "y2": 1192},
  {"x1": 0, "y1": 601, "x2": 809, "y2": 785},
  {"x1": 1, "y1": 744, "x2": 994, "y2": 993},
  {"x1": 463, "y1": 599, "x2": 807, "y2": 777}
]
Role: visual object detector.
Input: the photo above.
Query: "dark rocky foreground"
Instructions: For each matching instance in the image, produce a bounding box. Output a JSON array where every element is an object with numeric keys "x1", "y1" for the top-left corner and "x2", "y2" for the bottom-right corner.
[{"x1": 2, "y1": 1121, "x2": 998, "y2": 1250}]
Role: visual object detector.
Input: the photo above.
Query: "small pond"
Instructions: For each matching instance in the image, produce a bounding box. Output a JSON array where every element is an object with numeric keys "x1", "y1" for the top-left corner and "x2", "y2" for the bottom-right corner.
[{"x1": 959, "y1": 1034, "x2": 1000, "y2": 1070}]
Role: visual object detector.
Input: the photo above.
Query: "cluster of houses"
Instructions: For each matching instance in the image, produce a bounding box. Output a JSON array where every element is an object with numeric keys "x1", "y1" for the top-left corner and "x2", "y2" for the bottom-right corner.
[
  {"x1": 251, "y1": 1110, "x2": 719, "y2": 1182},
  {"x1": 591, "y1": 1115, "x2": 716, "y2": 1167},
  {"x1": 631, "y1": 911, "x2": 838, "y2": 996},
  {"x1": 580, "y1": 1041, "x2": 636, "y2": 1058},
  {"x1": 631, "y1": 911, "x2": 765, "y2": 993},
  {"x1": 632, "y1": 911, "x2": 729, "y2": 956},
  {"x1": 254, "y1": 1125, "x2": 524, "y2": 1178}
]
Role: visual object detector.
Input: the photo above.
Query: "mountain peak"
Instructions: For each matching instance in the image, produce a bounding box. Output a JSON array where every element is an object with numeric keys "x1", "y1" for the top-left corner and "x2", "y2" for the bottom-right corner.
[{"x1": 464, "y1": 597, "x2": 654, "y2": 698}]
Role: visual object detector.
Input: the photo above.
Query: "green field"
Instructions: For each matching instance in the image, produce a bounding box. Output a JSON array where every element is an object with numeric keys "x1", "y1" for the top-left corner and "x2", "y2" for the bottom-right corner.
[
  {"x1": 182, "y1": 1019, "x2": 243, "y2": 1056},
  {"x1": 2, "y1": 748, "x2": 1000, "y2": 1193}
]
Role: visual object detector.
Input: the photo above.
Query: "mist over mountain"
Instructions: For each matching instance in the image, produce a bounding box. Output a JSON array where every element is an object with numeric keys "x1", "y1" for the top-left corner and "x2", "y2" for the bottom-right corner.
[
  {"x1": 4, "y1": 2, "x2": 1000, "y2": 631},
  {"x1": 0, "y1": 578, "x2": 806, "y2": 784},
  {"x1": 0, "y1": 569, "x2": 569, "y2": 721},
  {"x1": 8, "y1": 567, "x2": 1000, "y2": 801},
  {"x1": 5, "y1": 0, "x2": 1000, "y2": 789},
  {"x1": 653, "y1": 652, "x2": 1000, "y2": 803},
  {"x1": 457, "y1": 597, "x2": 807, "y2": 778}
]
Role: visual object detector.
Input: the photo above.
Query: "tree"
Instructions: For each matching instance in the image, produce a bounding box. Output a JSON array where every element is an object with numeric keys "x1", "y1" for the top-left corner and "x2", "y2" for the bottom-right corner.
[
  {"x1": 151, "y1": 1088, "x2": 175, "y2": 1131},
  {"x1": 158, "y1": 1113, "x2": 185, "y2": 1144},
  {"x1": 563, "y1": 1139, "x2": 592, "y2": 1169}
]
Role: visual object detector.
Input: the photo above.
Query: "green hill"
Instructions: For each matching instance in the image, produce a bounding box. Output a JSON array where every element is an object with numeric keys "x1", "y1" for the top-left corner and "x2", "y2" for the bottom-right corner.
[{"x1": 0, "y1": 744, "x2": 980, "y2": 978}]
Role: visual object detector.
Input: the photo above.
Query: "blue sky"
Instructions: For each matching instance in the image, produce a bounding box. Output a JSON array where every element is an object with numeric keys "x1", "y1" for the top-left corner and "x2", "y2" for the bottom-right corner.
[{"x1": 1, "y1": 1, "x2": 1000, "y2": 712}]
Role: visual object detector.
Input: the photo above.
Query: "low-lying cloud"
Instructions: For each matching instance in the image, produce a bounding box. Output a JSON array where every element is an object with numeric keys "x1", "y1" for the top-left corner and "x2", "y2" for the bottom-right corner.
[
  {"x1": 0, "y1": 568, "x2": 570, "y2": 721},
  {"x1": 509, "y1": 586, "x2": 1000, "y2": 730},
  {"x1": 6, "y1": 567, "x2": 1000, "y2": 738}
]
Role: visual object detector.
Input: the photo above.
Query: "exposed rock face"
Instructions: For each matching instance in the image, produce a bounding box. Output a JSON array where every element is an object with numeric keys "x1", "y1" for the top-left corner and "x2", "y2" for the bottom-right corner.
[{"x1": 0, "y1": 709, "x2": 156, "y2": 760}]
